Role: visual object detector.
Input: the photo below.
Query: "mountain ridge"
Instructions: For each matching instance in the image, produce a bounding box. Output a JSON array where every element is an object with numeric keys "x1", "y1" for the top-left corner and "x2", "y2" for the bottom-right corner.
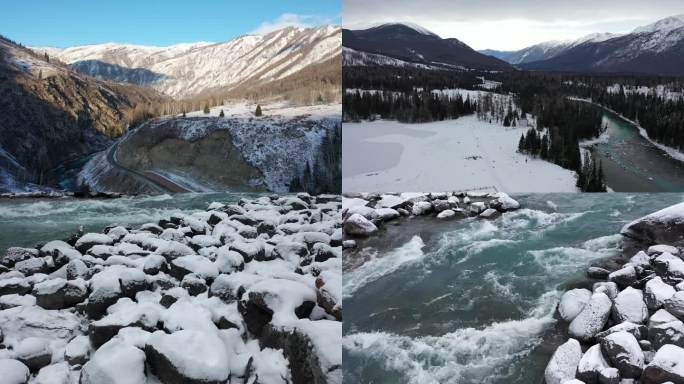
[
  {"x1": 343, "y1": 23, "x2": 512, "y2": 71},
  {"x1": 34, "y1": 25, "x2": 341, "y2": 98}
]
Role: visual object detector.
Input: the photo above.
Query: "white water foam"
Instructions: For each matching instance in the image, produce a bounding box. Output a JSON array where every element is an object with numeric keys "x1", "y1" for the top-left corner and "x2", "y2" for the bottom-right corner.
[
  {"x1": 343, "y1": 236, "x2": 425, "y2": 298},
  {"x1": 343, "y1": 291, "x2": 560, "y2": 384},
  {"x1": 528, "y1": 233, "x2": 622, "y2": 277}
]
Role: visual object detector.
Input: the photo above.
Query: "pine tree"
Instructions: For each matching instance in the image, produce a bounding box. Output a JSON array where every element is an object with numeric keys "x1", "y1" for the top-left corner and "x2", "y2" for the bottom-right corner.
[
  {"x1": 255, "y1": 104, "x2": 262, "y2": 117},
  {"x1": 44, "y1": 52, "x2": 49, "y2": 63},
  {"x1": 203, "y1": 104, "x2": 210, "y2": 114},
  {"x1": 518, "y1": 134, "x2": 525, "y2": 153},
  {"x1": 219, "y1": 109, "x2": 224, "y2": 117},
  {"x1": 182, "y1": 111, "x2": 186, "y2": 118}
]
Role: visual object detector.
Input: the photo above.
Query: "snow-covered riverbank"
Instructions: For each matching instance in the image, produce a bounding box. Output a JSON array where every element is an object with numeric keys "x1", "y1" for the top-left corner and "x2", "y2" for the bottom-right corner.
[
  {"x1": 0, "y1": 193, "x2": 342, "y2": 384},
  {"x1": 546, "y1": 202, "x2": 684, "y2": 384},
  {"x1": 343, "y1": 116, "x2": 577, "y2": 192}
]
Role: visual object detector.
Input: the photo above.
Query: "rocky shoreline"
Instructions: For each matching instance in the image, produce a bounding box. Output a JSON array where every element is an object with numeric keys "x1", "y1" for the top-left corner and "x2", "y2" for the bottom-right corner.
[
  {"x1": 0, "y1": 193, "x2": 342, "y2": 384},
  {"x1": 341, "y1": 191, "x2": 521, "y2": 245},
  {"x1": 546, "y1": 202, "x2": 684, "y2": 384}
]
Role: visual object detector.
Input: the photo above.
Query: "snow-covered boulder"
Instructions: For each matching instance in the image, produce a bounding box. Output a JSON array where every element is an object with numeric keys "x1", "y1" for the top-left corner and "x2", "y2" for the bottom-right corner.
[
  {"x1": 612, "y1": 287, "x2": 648, "y2": 324},
  {"x1": 14, "y1": 258, "x2": 47, "y2": 276},
  {"x1": 80, "y1": 338, "x2": 146, "y2": 384},
  {"x1": 437, "y1": 209, "x2": 456, "y2": 219},
  {"x1": 645, "y1": 277, "x2": 676, "y2": 310},
  {"x1": 569, "y1": 292, "x2": 613, "y2": 342},
  {"x1": 412, "y1": 201, "x2": 433, "y2": 216},
  {"x1": 577, "y1": 344, "x2": 610, "y2": 383},
  {"x1": 598, "y1": 367, "x2": 619, "y2": 384},
  {"x1": 479, "y1": 208, "x2": 499, "y2": 219},
  {"x1": 32, "y1": 278, "x2": 88, "y2": 310},
  {"x1": 593, "y1": 282, "x2": 619, "y2": 300},
  {"x1": 665, "y1": 291, "x2": 684, "y2": 319},
  {"x1": 0, "y1": 359, "x2": 29, "y2": 384},
  {"x1": 600, "y1": 331, "x2": 644, "y2": 379},
  {"x1": 650, "y1": 320, "x2": 684, "y2": 350},
  {"x1": 469, "y1": 201, "x2": 486, "y2": 215},
  {"x1": 641, "y1": 344, "x2": 684, "y2": 384},
  {"x1": 343, "y1": 214, "x2": 378, "y2": 237},
  {"x1": 376, "y1": 194, "x2": 408, "y2": 209},
  {"x1": 65, "y1": 335, "x2": 90, "y2": 366},
  {"x1": 145, "y1": 330, "x2": 229, "y2": 384},
  {"x1": 621, "y1": 202, "x2": 684, "y2": 244},
  {"x1": 648, "y1": 244, "x2": 679, "y2": 256},
  {"x1": 629, "y1": 250, "x2": 651, "y2": 267},
  {"x1": 544, "y1": 338, "x2": 582, "y2": 384},
  {"x1": 597, "y1": 321, "x2": 647, "y2": 341},
  {"x1": 375, "y1": 208, "x2": 400, "y2": 222},
  {"x1": 170, "y1": 255, "x2": 219, "y2": 282},
  {"x1": 608, "y1": 265, "x2": 637, "y2": 288},
  {"x1": 559, "y1": 288, "x2": 592, "y2": 322},
  {"x1": 75, "y1": 233, "x2": 114, "y2": 253},
  {"x1": 344, "y1": 205, "x2": 378, "y2": 221},
  {"x1": 1, "y1": 247, "x2": 38, "y2": 268},
  {"x1": 490, "y1": 192, "x2": 520, "y2": 211},
  {"x1": 650, "y1": 309, "x2": 680, "y2": 328},
  {"x1": 15, "y1": 337, "x2": 51, "y2": 372}
]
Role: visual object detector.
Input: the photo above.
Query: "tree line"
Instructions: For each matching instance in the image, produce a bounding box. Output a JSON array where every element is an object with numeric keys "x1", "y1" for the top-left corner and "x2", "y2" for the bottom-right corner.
[{"x1": 343, "y1": 89, "x2": 476, "y2": 123}]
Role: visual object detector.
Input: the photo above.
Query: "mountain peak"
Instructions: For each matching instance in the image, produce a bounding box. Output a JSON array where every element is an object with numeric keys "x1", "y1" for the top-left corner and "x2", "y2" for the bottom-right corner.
[
  {"x1": 367, "y1": 22, "x2": 440, "y2": 38},
  {"x1": 633, "y1": 14, "x2": 684, "y2": 34}
]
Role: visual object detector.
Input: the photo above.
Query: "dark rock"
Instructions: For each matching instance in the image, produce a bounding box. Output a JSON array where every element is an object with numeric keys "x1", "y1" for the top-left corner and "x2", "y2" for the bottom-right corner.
[
  {"x1": 239, "y1": 292, "x2": 274, "y2": 336},
  {"x1": 587, "y1": 267, "x2": 611, "y2": 279},
  {"x1": 33, "y1": 279, "x2": 88, "y2": 310}
]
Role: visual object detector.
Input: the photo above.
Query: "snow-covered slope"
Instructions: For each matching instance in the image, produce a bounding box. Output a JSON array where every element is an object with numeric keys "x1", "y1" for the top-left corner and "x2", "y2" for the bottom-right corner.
[
  {"x1": 498, "y1": 32, "x2": 623, "y2": 64},
  {"x1": 35, "y1": 25, "x2": 341, "y2": 98},
  {"x1": 520, "y1": 15, "x2": 684, "y2": 74}
]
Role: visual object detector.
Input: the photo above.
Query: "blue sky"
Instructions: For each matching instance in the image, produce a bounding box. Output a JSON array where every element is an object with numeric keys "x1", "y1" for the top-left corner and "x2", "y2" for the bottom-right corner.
[{"x1": 1, "y1": 0, "x2": 340, "y2": 47}]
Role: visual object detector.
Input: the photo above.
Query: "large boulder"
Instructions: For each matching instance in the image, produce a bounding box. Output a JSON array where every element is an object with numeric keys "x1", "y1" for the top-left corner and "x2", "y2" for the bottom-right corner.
[
  {"x1": 80, "y1": 338, "x2": 147, "y2": 384},
  {"x1": 65, "y1": 335, "x2": 90, "y2": 366},
  {"x1": 641, "y1": 344, "x2": 684, "y2": 384},
  {"x1": 600, "y1": 331, "x2": 644, "y2": 379},
  {"x1": 145, "y1": 330, "x2": 230, "y2": 384},
  {"x1": 649, "y1": 320, "x2": 684, "y2": 349},
  {"x1": 665, "y1": 291, "x2": 684, "y2": 319},
  {"x1": 0, "y1": 247, "x2": 38, "y2": 267},
  {"x1": 33, "y1": 278, "x2": 88, "y2": 310},
  {"x1": 645, "y1": 277, "x2": 677, "y2": 310},
  {"x1": 343, "y1": 214, "x2": 378, "y2": 237},
  {"x1": 608, "y1": 265, "x2": 638, "y2": 288},
  {"x1": 544, "y1": 338, "x2": 582, "y2": 384},
  {"x1": 559, "y1": 288, "x2": 593, "y2": 322},
  {"x1": 0, "y1": 359, "x2": 30, "y2": 384},
  {"x1": 577, "y1": 344, "x2": 610, "y2": 384},
  {"x1": 612, "y1": 287, "x2": 648, "y2": 324},
  {"x1": 75, "y1": 233, "x2": 114, "y2": 253},
  {"x1": 621, "y1": 202, "x2": 684, "y2": 245},
  {"x1": 569, "y1": 292, "x2": 613, "y2": 342},
  {"x1": 14, "y1": 337, "x2": 52, "y2": 372}
]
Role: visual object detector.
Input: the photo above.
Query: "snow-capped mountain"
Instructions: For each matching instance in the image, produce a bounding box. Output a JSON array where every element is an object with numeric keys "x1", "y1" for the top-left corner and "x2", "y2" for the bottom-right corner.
[
  {"x1": 521, "y1": 15, "x2": 684, "y2": 74},
  {"x1": 484, "y1": 32, "x2": 622, "y2": 65},
  {"x1": 343, "y1": 23, "x2": 512, "y2": 70},
  {"x1": 35, "y1": 25, "x2": 341, "y2": 98}
]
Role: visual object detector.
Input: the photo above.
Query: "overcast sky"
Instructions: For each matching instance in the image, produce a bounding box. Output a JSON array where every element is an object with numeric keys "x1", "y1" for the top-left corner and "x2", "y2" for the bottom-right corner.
[{"x1": 343, "y1": 0, "x2": 684, "y2": 50}]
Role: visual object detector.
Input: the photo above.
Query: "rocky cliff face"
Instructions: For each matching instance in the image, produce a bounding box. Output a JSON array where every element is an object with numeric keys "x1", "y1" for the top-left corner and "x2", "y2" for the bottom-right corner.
[
  {"x1": 79, "y1": 103, "x2": 342, "y2": 194},
  {"x1": 0, "y1": 36, "x2": 167, "y2": 191}
]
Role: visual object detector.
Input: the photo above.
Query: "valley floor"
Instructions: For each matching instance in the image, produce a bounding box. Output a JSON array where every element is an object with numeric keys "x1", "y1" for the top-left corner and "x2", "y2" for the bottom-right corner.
[{"x1": 342, "y1": 115, "x2": 578, "y2": 192}]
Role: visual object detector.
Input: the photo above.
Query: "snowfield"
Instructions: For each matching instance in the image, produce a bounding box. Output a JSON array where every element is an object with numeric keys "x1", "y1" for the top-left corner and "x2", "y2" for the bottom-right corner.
[
  {"x1": 343, "y1": 116, "x2": 577, "y2": 192},
  {"x1": 0, "y1": 193, "x2": 342, "y2": 384}
]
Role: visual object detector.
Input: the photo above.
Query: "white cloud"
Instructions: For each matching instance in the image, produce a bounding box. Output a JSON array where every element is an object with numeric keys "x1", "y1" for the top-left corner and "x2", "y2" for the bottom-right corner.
[{"x1": 250, "y1": 13, "x2": 337, "y2": 35}]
